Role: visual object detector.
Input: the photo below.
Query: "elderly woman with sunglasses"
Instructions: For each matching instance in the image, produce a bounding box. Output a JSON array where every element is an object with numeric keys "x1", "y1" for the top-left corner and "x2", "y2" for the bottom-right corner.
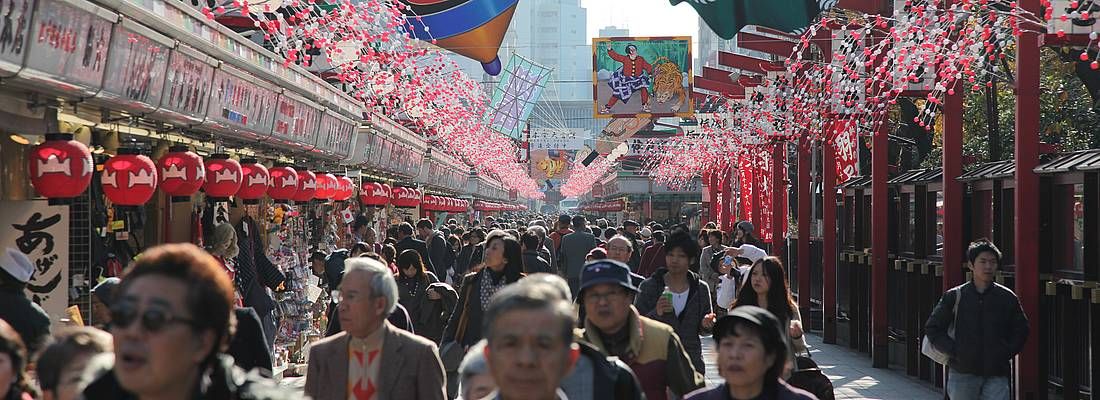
[{"x1": 82, "y1": 243, "x2": 292, "y2": 400}]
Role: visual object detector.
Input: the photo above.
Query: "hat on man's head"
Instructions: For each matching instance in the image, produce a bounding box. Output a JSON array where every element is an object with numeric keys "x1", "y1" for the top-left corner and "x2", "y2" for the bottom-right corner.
[
  {"x1": 640, "y1": 227, "x2": 652, "y2": 238},
  {"x1": 736, "y1": 220, "x2": 755, "y2": 235},
  {"x1": 92, "y1": 277, "x2": 122, "y2": 306},
  {"x1": 0, "y1": 248, "x2": 33, "y2": 283},
  {"x1": 579, "y1": 259, "x2": 638, "y2": 295},
  {"x1": 623, "y1": 220, "x2": 639, "y2": 228}
]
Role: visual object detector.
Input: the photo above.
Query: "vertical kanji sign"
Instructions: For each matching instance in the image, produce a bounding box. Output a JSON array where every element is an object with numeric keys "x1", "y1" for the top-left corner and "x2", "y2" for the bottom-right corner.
[
  {"x1": 1, "y1": 201, "x2": 69, "y2": 327},
  {"x1": 832, "y1": 119, "x2": 859, "y2": 185}
]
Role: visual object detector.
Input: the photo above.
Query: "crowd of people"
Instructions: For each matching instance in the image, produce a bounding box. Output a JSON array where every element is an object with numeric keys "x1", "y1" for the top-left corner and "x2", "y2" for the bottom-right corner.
[{"x1": 0, "y1": 211, "x2": 1031, "y2": 400}]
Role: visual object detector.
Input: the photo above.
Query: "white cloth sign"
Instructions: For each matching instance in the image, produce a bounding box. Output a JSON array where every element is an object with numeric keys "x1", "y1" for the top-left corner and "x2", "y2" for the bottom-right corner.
[{"x1": 0, "y1": 201, "x2": 69, "y2": 328}]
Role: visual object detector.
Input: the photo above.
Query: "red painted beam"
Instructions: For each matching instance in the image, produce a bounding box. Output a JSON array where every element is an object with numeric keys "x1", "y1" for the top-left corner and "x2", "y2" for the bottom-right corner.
[
  {"x1": 822, "y1": 133, "x2": 837, "y2": 344},
  {"x1": 738, "y1": 75, "x2": 764, "y2": 87},
  {"x1": 717, "y1": 51, "x2": 770, "y2": 74},
  {"x1": 1015, "y1": 0, "x2": 1042, "y2": 396},
  {"x1": 737, "y1": 32, "x2": 797, "y2": 59},
  {"x1": 837, "y1": 0, "x2": 880, "y2": 13},
  {"x1": 702, "y1": 66, "x2": 735, "y2": 83},
  {"x1": 797, "y1": 136, "x2": 812, "y2": 319},
  {"x1": 695, "y1": 76, "x2": 745, "y2": 97}
]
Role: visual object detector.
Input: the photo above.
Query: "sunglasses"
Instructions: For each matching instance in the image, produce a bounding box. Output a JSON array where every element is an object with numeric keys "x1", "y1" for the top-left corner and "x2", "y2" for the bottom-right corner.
[{"x1": 110, "y1": 301, "x2": 197, "y2": 333}]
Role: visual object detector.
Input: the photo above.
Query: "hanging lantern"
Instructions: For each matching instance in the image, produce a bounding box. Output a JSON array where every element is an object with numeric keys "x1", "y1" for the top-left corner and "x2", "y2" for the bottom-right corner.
[
  {"x1": 359, "y1": 181, "x2": 389, "y2": 206},
  {"x1": 203, "y1": 154, "x2": 243, "y2": 200},
  {"x1": 102, "y1": 148, "x2": 158, "y2": 207},
  {"x1": 28, "y1": 133, "x2": 93, "y2": 202},
  {"x1": 267, "y1": 164, "x2": 298, "y2": 202},
  {"x1": 238, "y1": 158, "x2": 269, "y2": 204},
  {"x1": 292, "y1": 169, "x2": 317, "y2": 203},
  {"x1": 390, "y1": 186, "x2": 421, "y2": 208},
  {"x1": 315, "y1": 173, "x2": 337, "y2": 200},
  {"x1": 334, "y1": 175, "x2": 354, "y2": 201},
  {"x1": 157, "y1": 145, "x2": 205, "y2": 202}
]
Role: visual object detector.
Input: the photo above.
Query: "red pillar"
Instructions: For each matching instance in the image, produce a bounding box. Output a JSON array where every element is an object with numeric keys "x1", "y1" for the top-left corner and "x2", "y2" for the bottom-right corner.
[
  {"x1": 1014, "y1": 0, "x2": 1041, "y2": 396},
  {"x1": 823, "y1": 137, "x2": 838, "y2": 344},
  {"x1": 751, "y1": 155, "x2": 762, "y2": 240},
  {"x1": 724, "y1": 165, "x2": 735, "y2": 232},
  {"x1": 871, "y1": 118, "x2": 889, "y2": 368},
  {"x1": 772, "y1": 142, "x2": 788, "y2": 266},
  {"x1": 706, "y1": 172, "x2": 717, "y2": 227},
  {"x1": 797, "y1": 137, "x2": 812, "y2": 319},
  {"x1": 943, "y1": 90, "x2": 965, "y2": 290}
]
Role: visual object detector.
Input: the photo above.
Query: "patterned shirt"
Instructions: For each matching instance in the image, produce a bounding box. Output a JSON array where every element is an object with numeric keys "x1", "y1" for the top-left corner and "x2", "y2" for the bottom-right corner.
[{"x1": 347, "y1": 327, "x2": 385, "y2": 400}]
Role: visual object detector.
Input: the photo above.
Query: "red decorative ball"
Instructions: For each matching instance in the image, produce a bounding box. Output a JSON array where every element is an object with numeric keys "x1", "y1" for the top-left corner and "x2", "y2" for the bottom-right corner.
[
  {"x1": 267, "y1": 165, "x2": 298, "y2": 201},
  {"x1": 292, "y1": 169, "x2": 317, "y2": 202},
  {"x1": 203, "y1": 154, "x2": 243, "y2": 199},
  {"x1": 314, "y1": 173, "x2": 337, "y2": 200},
  {"x1": 158, "y1": 145, "x2": 205, "y2": 198},
  {"x1": 102, "y1": 149, "x2": 158, "y2": 206},
  {"x1": 238, "y1": 159, "x2": 270, "y2": 201},
  {"x1": 28, "y1": 133, "x2": 93, "y2": 200}
]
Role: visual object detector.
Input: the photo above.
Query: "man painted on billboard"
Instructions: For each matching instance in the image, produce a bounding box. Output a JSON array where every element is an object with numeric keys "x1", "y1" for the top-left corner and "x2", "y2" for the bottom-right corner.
[{"x1": 600, "y1": 44, "x2": 653, "y2": 114}]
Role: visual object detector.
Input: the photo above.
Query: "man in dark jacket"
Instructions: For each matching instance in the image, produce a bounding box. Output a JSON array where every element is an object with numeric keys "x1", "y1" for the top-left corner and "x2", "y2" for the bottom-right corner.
[
  {"x1": 560, "y1": 216, "x2": 598, "y2": 295},
  {"x1": 397, "y1": 222, "x2": 436, "y2": 273},
  {"x1": 520, "y1": 231, "x2": 552, "y2": 274},
  {"x1": 0, "y1": 248, "x2": 50, "y2": 355},
  {"x1": 925, "y1": 240, "x2": 1028, "y2": 399},
  {"x1": 621, "y1": 220, "x2": 644, "y2": 271},
  {"x1": 417, "y1": 218, "x2": 450, "y2": 278}
]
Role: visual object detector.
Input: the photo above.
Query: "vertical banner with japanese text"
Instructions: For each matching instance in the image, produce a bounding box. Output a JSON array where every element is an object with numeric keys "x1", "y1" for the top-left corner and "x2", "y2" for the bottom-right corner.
[
  {"x1": 1, "y1": 201, "x2": 68, "y2": 326},
  {"x1": 832, "y1": 119, "x2": 859, "y2": 185}
]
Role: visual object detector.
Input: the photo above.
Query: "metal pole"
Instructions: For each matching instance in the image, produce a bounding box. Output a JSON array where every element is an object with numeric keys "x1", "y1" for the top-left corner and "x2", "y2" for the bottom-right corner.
[{"x1": 1014, "y1": 0, "x2": 1042, "y2": 396}]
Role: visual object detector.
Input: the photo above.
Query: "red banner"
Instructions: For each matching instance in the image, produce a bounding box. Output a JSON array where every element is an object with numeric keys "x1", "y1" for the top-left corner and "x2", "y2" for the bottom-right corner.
[{"x1": 832, "y1": 119, "x2": 859, "y2": 185}]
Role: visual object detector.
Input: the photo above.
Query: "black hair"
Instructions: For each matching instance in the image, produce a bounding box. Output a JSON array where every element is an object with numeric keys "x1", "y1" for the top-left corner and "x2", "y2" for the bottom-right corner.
[
  {"x1": 571, "y1": 215, "x2": 587, "y2": 227},
  {"x1": 603, "y1": 227, "x2": 617, "y2": 239},
  {"x1": 652, "y1": 230, "x2": 665, "y2": 243},
  {"x1": 351, "y1": 242, "x2": 371, "y2": 256},
  {"x1": 0, "y1": 320, "x2": 36, "y2": 397},
  {"x1": 967, "y1": 239, "x2": 1002, "y2": 265},
  {"x1": 416, "y1": 218, "x2": 434, "y2": 230},
  {"x1": 520, "y1": 231, "x2": 541, "y2": 250},
  {"x1": 731, "y1": 257, "x2": 797, "y2": 322},
  {"x1": 715, "y1": 318, "x2": 787, "y2": 395},
  {"x1": 626, "y1": 44, "x2": 638, "y2": 53},
  {"x1": 398, "y1": 222, "x2": 415, "y2": 236},
  {"x1": 663, "y1": 229, "x2": 700, "y2": 260},
  {"x1": 397, "y1": 249, "x2": 428, "y2": 283},
  {"x1": 352, "y1": 215, "x2": 370, "y2": 230},
  {"x1": 558, "y1": 214, "x2": 571, "y2": 224},
  {"x1": 309, "y1": 250, "x2": 327, "y2": 262},
  {"x1": 707, "y1": 229, "x2": 724, "y2": 242},
  {"x1": 487, "y1": 235, "x2": 525, "y2": 281}
]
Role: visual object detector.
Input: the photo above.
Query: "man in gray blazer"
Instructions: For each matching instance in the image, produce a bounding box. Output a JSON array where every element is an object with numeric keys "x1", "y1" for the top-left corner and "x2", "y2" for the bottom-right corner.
[
  {"x1": 559, "y1": 216, "x2": 598, "y2": 296},
  {"x1": 305, "y1": 257, "x2": 446, "y2": 400}
]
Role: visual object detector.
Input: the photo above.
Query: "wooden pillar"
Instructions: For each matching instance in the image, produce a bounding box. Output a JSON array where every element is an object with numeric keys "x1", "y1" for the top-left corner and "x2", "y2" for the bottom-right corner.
[
  {"x1": 773, "y1": 142, "x2": 788, "y2": 265},
  {"x1": 1015, "y1": 0, "x2": 1042, "y2": 396},
  {"x1": 871, "y1": 120, "x2": 889, "y2": 367},
  {"x1": 751, "y1": 155, "x2": 762, "y2": 242},
  {"x1": 798, "y1": 137, "x2": 812, "y2": 320},
  {"x1": 823, "y1": 139, "x2": 838, "y2": 344},
  {"x1": 725, "y1": 165, "x2": 736, "y2": 231}
]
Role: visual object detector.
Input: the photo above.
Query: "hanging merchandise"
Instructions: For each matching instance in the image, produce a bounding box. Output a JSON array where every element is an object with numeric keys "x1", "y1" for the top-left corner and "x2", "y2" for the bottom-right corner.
[
  {"x1": 28, "y1": 133, "x2": 94, "y2": 201},
  {"x1": 266, "y1": 203, "x2": 323, "y2": 369},
  {"x1": 102, "y1": 148, "x2": 158, "y2": 207},
  {"x1": 203, "y1": 154, "x2": 243, "y2": 200},
  {"x1": 158, "y1": 145, "x2": 205, "y2": 201},
  {"x1": 267, "y1": 164, "x2": 298, "y2": 202},
  {"x1": 238, "y1": 159, "x2": 270, "y2": 204},
  {"x1": 292, "y1": 169, "x2": 317, "y2": 203},
  {"x1": 314, "y1": 173, "x2": 337, "y2": 201}
]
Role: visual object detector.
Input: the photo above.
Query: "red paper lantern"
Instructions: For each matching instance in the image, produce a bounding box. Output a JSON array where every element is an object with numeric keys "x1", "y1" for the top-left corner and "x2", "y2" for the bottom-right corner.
[
  {"x1": 102, "y1": 148, "x2": 158, "y2": 206},
  {"x1": 359, "y1": 182, "x2": 389, "y2": 206},
  {"x1": 238, "y1": 159, "x2": 269, "y2": 203},
  {"x1": 315, "y1": 173, "x2": 337, "y2": 200},
  {"x1": 267, "y1": 165, "x2": 298, "y2": 201},
  {"x1": 28, "y1": 133, "x2": 93, "y2": 200},
  {"x1": 203, "y1": 154, "x2": 243, "y2": 200},
  {"x1": 334, "y1": 176, "x2": 354, "y2": 201},
  {"x1": 390, "y1": 186, "x2": 421, "y2": 208},
  {"x1": 158, "y1": 145, "x2": 205, "y2": 201},
  {"x1": 292, "y1": 169, "x2": 317, "y2": 203}
]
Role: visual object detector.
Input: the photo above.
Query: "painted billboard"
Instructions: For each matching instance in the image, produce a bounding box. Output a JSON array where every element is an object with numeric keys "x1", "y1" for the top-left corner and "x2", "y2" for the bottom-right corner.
[{"x1": 592, "y1": 36, "x2": 693, "y2": 118}]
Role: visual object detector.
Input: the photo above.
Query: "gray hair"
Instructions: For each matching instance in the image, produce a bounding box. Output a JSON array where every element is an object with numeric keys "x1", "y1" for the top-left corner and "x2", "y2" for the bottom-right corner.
[
  {"x1": 608, "y1": 235, "x2": 633, "y2": 251},
  {"x1": 519, "y1": 273, "x2": 571, "y2": 301},
  {"x1": 483, "y1": 282, "x2": 576, "y2": 346},
  {"x1": 526, "y1": 225, "x2": 548, "y2": 241},
  {"x1": 343, "y1": 257, "x2": 399, "y2": 316},
  {"x1": 459, "y1": 339, "x2": 490, "y2": 392}
]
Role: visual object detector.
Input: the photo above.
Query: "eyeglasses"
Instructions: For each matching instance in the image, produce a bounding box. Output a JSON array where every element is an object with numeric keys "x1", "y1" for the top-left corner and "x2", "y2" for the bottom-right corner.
[
  {"x1": 607, "y1": 246, "x2": 631, "y2": 252},
  {"x1": 110, "y1": 301, "x2": 197, "y2": 333}
]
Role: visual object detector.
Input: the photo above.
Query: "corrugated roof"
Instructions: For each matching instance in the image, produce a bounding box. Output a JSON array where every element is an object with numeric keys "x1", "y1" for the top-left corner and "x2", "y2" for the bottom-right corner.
[
  {"x1": 839, "y1": 175, "x2": 872, "y2": 188},
  {"x1": 1033, "y1": 149, "x2": 1100, "y2": 174},
  {"x1": 958, "y1": 160, "x2": 1015, "y2": 182},
  {"x1": 888, "y1": 168, "x2": 943, "y2": 185}
]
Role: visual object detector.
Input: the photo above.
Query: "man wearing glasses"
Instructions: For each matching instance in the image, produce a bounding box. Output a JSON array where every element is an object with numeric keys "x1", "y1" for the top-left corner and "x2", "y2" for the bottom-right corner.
[
  {"x1": 305, "y1": 257, "x2": 446, "y2": 400},
  {"x1": 577, "y1": 260, "x2": 704, "y2": 400}
]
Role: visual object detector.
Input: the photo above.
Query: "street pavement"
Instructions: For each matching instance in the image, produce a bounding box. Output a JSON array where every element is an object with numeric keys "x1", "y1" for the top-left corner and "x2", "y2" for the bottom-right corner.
[{"x1": 279, "y1": 332, "x2": 942, "y2": 399}]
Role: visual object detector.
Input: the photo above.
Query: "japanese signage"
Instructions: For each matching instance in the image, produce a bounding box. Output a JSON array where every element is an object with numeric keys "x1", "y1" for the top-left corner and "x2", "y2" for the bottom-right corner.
[
  {"x1": 0, "y1": 201, "x2": 68, "y2": 327},
  {"x1": 97, "y1": 20, "x2": 171, "y2": 113},
  {"x1": 204, "y1": 65, "x2": 279, "y2": 140},
  {"x1": 0, "y1": 0, "x2": 37, "y2": 77},
  {"x1": 272, "y1": 93, "x2": 322, "y2": 149},
  {"x1": 159, "y1": 45, "x2": 215, "y2": 124},
  {"x1": 528, "y1": 128, "x2": 586, "y2": 150},
  {"x1": 22, "y1": 0, "x2": 114, "y2": 96},
  {"x1": 832, "y1": 119, "x2": 859, "y2": 185}
]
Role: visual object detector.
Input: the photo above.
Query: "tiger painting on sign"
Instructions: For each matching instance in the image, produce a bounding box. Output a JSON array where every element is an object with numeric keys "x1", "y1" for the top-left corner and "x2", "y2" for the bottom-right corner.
[{"x1": 651, "y1": 56, "x2": 688, "y2": 112}]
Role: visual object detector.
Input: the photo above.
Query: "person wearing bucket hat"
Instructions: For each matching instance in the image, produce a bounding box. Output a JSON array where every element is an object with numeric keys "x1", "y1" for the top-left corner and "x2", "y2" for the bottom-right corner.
[
  {"x1": 685, "y1": 306, "x2": 817, "y2": 400},
  {"x1": 0, "y1": 248, "x2": 51, "y2": 355},
  {"x1": 734, "y1": 221, "x2": 764, "y2": 249},
  {"x1": 577, "y1": 259, "x2": 704, "y2": 400}
]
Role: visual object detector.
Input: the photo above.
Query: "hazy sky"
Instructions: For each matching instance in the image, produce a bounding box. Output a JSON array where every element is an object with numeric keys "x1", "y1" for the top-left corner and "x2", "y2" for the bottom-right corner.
[{"x1": 582, "y1": 0, "x2": 700, "y2": 40}]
